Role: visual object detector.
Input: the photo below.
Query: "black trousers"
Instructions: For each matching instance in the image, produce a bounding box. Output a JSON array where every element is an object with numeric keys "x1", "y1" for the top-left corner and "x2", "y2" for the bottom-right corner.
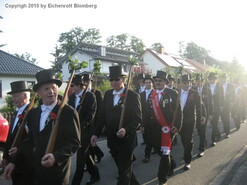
[
  {"x1": 220, "y1": 108, "x2": 231, "y2": 135},
  {"x1": 180, "y1": 122, "x2": 195, "y2": 164},
  {"x1": 72, "y1": 146, "x2": 99, "y2": 185},
  {"x1": 110, "y1": 149, "x2": 140, "y2": 185},
  {"x1": 211, "y1": 112, "x2": 221, "y2": 142},
  {"x1": 12, "y1": 168, "x2": 35, "y2": 185},
  {"x1": 196, "y1": 119, "x2": 207, "y2": 151},
  {"x1": 144, "y1": 143, "x2": 152, "y2": 158}
]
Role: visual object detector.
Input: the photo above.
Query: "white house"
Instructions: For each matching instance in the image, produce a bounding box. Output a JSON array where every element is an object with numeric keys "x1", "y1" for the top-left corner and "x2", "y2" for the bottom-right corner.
[
  {"x1": 56, "y1": 42, "x2": 145, "y2": 90},
  {"x1": 0, "y1": 50, "x2": 43, "y2": 107},
  {"x1": 139, "y1": 48, "x2": 209, "y2": 75}
]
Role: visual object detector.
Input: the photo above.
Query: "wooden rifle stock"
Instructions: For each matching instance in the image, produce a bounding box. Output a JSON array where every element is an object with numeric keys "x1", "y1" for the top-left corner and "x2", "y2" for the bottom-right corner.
[
  {"x1": 118, "y1": 65, "x2": 133, "y2": 129},
  {"x1": 45, "y1": 69, "x2": 75, "y2": 154},
  {"x1": 11, "y1": 93, "x2": 37, "y2": 148}
]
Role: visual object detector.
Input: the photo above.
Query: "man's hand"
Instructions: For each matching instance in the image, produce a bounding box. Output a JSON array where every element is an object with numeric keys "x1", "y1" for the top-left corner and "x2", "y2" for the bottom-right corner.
[
  {"x1": 201, "y1": 117, "x2": 206, "y2": 125},
  {"x1": 208, "y1": 115, "x2": 213, "y2": 122},
  {"x1": 171, "y1": 126, "x2": 178, "y2": 134},
  {"x1": 4, "y1": 163, "x2": 15, "y2": 180},
  {"x1": 8, "y1": 147, "x2": 17, "y2": 157},
  {"x1": 90, "y1": 135, "x2": 98, "y2": 147},
  {"x1": 1, "y1": 159, "x2": 7, "y2": 169},
  {"x1": 41, "y1": 153, "x2": 55, "y2": 168},
  {"x1": 117, "y1": 128, "x2": 126, "y2": 138},
  {"x1": 140, "y1": 126, "x2": 144, "y2": 134}
]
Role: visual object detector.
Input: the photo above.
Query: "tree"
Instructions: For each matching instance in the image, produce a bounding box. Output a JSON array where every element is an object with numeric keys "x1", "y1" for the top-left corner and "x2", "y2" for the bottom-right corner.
[
  {"x1": 0, "y1": 16, "x2": 6, "y2": 48},
  {"x1": 151, "y1": 42, "x2": 164, "y2": 52},
  {"x1": 14, "y1": 52, "x2": 38, "y2": 64},
  {"x1": 56, "y1": 27, "x2": 102, "y2": 56},
  {"x1": 179, "y1": 41, "x2": 210, "y2": 62},
  {"x1": 106, "y1": 33, "x2": 145, "y2": 55}
]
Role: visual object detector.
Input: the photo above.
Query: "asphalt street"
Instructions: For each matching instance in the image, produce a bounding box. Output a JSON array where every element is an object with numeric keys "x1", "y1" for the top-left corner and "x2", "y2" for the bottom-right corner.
[{"x1": 1, "y1": 119, "x2": 247, "y2": 185}]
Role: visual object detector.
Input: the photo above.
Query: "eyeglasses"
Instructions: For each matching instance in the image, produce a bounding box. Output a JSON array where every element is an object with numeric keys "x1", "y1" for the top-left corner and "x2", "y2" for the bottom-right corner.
[
  {"x1": 155, "y1": 79, "x2": 163, "y2": 83},
  {"x1": 109, "y1": 78, "x2": 121, "y2": 82}
]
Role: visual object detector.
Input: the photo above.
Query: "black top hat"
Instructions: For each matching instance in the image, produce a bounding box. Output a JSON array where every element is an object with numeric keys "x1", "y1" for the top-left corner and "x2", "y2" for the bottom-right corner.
[
  {"x1": 181, "y1": 74, "x2": 191, "y2": 82},
  {"x1": 82, "y1": 74, "x2": 92, "y2": 81},
  {"x1": 208, "y1": 72, "x2": 217, "y2": 80},
  {"x1": 109, "y1": 66, "x2": 127, "y2": 78},
  {"x1": 33, "y1": 69, "x2": 62, "y2": 91},
  {"x1": 167, "y1": 74, "x2": 175, "y2": 82},
  {"x1": 7, "y1": 81, "x2": 32, "y2": 94},
  {"x1": 144, "y1": 74, "x2": 154, "y2": 83},
  {"x1": 137, "y1": 73, "x2": 145, "y2": 80},
  {"x1": 195, "y1": 74, "x2": 204, "y2": 81},
  {"x1": 153, "y1": 71, "x2": 168, "y2": 81},
  {"x1": 72, "y1": 74, "x2": 84, "y2": 84}
]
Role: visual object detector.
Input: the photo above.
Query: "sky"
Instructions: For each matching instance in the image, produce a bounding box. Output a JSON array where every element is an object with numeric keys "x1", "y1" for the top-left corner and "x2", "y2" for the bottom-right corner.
[{"x1": 1, "y1": 0, "x2": 247, "y2": 70}]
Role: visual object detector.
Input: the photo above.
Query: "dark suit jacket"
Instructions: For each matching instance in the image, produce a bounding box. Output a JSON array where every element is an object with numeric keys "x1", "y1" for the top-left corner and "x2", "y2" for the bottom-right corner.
[
  {"x1": 144, "y1": 88, "x2": 182, "y2": 149},
  {"x1": 3, "y1": 106, "x2": 33, "y2": 173},
  {"x1": 221, "y1": 82, "x2": 235, "y2": 112},
  {"x1": 68, "y1": 91, "x2": 96, "y2": 147},
  {"x1": 208, "y1": 82, "x2": 224, "y2": 114},
  {"x1": 181, "y1": 88, "x2": 206, "y2": 130},
  {"x1": 191, "y1": 85, "x2": 213, "y2": 118},
  {"x1": 94, "y1": 89, "x2": 141, "y2": 152},
  {"x1": 16, "y1": 101, "x2": 80, "y2": 185},
  {"x1": 90, "y1": 89, "x2": 103, "y2": 123}
]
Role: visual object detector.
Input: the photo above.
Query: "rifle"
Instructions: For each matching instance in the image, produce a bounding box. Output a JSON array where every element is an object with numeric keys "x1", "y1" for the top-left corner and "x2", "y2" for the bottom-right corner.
[
  {"x1": 45, "y1": 69, "x2": 75, "y2": 154},
  {"x1": 118, "y1": 65, "x2": 134, "y2": 129},
  {"x1": 11, "y1": 93, "x2": 37, "y2": 148}
]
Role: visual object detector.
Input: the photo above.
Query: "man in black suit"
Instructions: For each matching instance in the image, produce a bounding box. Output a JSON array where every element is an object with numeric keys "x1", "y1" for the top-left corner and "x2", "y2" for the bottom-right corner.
[
  {"x1": 219, "y1": 73, "x2": 235, "y2": 138},
  {"x1": 2, "y1": 81, "x2": 34, "y2": 185},
  {"x1": 91, "y1": 65, "x2": 141, "y2": 185},
  {"x1": 140, "y1": 74, "x2": 154, "y2": 163},
  {"x1": 82, "y1": 73, "x2": 104, "y2": 163},
  {"x1": 191, "y1": 74, "x2": 213, "y2": 157},
  {"x1": 4, "y1": 69, "x2": 81, "y2": 185},
  {"x1": 207, "y1": 72, "x2": 224, "y2": 146},
  {"x1": 180, "y1": 75, "x2": 206, "y2": 170},
  {"x1": 135, "y1": 73, "x2": 146, "y2": 94},
  {"x1": 69, "y1": 74, "x2": 100, "y2": 185},
  {"x1": 144, "y1": 71, "x2": 182, "y2": 185}
]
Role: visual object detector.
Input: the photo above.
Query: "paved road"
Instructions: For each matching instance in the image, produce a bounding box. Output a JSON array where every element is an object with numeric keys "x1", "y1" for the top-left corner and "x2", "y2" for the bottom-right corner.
[{"x1": 1, "y1": 119, "x2": 247, "y2": 185}]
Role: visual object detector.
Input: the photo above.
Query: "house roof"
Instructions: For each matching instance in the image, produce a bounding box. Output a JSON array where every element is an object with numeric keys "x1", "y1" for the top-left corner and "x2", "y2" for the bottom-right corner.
[
  {"x1": 56, "y1": 42, "x2": 141, "y2": 66},
  {"x1": 0, "y1": 50, "x2": 43, "y2": 76}
]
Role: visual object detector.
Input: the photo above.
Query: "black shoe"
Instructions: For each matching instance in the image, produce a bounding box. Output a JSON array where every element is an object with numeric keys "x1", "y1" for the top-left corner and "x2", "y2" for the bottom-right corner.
[
  {"x1": 168, "y1": 162, "x2": 177, "y2": 176},
  {"x1": 86, "y1": 176, "x2": 100, "y2": 185},
  {"x1": 184, "y1": 163, "x2": 191, "y2": 170},
  {"x1": 142, "y1": 157, "x2": 150, "y2": 163}
]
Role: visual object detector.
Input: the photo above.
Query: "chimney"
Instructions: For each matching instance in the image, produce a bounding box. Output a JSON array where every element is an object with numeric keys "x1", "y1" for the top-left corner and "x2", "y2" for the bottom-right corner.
[
  {"x1": 159, "y1": 46, "x2": 165, "y2": 54},
  {"x1": 98, "y1": 46, "x2": 106, "y2": 56}
]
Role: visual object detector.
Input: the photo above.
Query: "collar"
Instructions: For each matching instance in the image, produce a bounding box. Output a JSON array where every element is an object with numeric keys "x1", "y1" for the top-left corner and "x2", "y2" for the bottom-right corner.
[
  {"x1": 16, "y1": 103, "x2": 28, "y2": 112},
  {"x1": 181, "y1": 89, "x2": 189, "y2": 94},
  {"x1": 41, "y1": 101, "x2": 57, "y2": 112},
  {"x1": 113, "y1": 87, "x2": 125, "y2": 95},
  {"x1": 76, "y1": 90, "x2": 84, "y2": 97}
]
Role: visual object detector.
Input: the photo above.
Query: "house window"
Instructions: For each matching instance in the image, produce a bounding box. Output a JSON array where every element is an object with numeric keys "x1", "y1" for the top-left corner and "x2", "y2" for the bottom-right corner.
[{"x1": 0, "y1": 80, "x2": 2, "y2": 98}]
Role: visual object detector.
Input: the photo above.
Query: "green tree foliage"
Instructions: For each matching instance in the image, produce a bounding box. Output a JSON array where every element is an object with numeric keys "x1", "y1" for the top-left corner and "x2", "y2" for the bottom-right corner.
[
  {"x1": 179, "y1": 41, "x2": 210, "y2": 62},
  {"x1": 14, "y1": 52, "x2": 38, "y2": 64},
  {"x1": 151, "y1": 42, "x2": 164, "y2": 52},
  {"x1": 106, "y1": 33, "x2": 145, "y2": 55}
]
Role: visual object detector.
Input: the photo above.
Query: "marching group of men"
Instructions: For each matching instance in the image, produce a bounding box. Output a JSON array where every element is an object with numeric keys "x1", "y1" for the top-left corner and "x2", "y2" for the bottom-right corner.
[{"x1": 0, "y1": 65, "x2": 246, "y2": 185}]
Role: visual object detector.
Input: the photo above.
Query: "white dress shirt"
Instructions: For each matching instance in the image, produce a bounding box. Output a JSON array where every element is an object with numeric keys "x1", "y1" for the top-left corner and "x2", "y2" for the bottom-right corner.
[
  {"x1": 180, "y1": 90, "x2": 189, "y2": 110},
  {"x1": 145, "y1": 89, "x2": 152, "y2": 101},
  {"x1": 210, "y1": 83, "x2": 216, "y2": 95},
  {"x1": 139, "y1": 86, "x2": 146, "y2": 93},
  {"x1": 113, "y1": 87, "x2": 125, "y2": 106},
  {"x1": 222, "y1": 83, "x2": 227, "y2": 97},
  {"x1": 75, "y1": 90, "x2": 84, "y2": 109},
  {"x1": 156, "y1": 88, "x2": 165, "y2": 101},
  {"x1": 12, "y1": 103, "x2": 28, "y2": 133},
  {"x1": 39, "y1": 101, "x2": 57, "y2": 131}
]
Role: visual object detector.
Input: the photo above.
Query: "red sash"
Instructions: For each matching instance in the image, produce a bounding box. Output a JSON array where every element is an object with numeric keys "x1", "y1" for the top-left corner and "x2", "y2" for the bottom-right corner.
[{"x1": 151, "y1": 90, "x2": 172, "y2": 155}]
